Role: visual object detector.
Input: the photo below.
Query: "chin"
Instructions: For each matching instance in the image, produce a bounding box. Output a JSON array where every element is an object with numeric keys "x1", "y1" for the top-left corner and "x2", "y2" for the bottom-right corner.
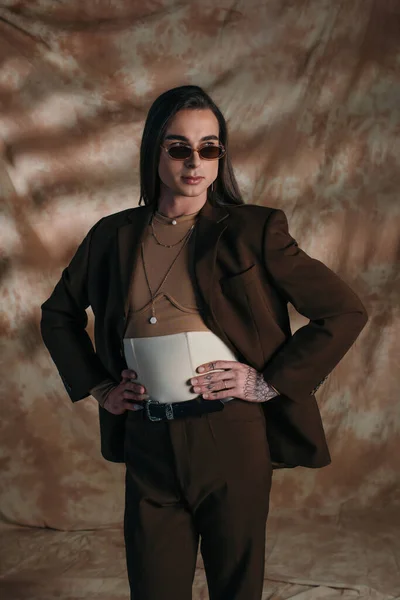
[
  {"x1": 173, "y1": 189, "x2": 195, "y2": 198},
  {"x1": 177, "y1": 183, "x2": 208, "y2": 197}
]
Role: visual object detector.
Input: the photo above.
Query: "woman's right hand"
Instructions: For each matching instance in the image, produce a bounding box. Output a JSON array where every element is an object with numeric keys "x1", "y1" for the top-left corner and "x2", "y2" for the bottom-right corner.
[{"x1": 103, "y1": 369, "x2": 149, "y2": 415}]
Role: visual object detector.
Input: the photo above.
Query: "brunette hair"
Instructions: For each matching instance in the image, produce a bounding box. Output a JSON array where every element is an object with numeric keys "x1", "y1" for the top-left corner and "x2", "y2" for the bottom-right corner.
[{"x1": 138, "y1": 85, "x2": 244, "y2": 207}]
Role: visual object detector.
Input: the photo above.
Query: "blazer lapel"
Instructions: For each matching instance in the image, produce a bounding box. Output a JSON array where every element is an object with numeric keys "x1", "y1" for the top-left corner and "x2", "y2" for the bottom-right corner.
[
  {"x1": 117, "y1": 204, "x2": 153, "y2": 320},
  {"x1": 193, "y1": 199, "x2": 229, "y2": 315}
]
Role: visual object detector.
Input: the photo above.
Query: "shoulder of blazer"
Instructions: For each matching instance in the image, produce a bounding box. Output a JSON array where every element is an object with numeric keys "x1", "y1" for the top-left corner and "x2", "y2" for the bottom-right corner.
[
  {"x1": 223, "y1": 203, "x2": 281, "y2": 238},
  {"x1": 222, "y1": 204, "x2": 290, "y2": 259},
  {"x1": 90, "y1": 205, "x2": 146, "y2": 237},
  {"x1": 96, "y1": 206, "x2": 140, "y2": 226},
  {"x1": 225, "y1": 203, "x2": 278, "y2": 222}
]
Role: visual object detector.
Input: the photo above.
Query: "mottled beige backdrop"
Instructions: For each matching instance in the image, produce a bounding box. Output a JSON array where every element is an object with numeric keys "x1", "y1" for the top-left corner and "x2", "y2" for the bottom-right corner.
[{"x1": 0, "y1": 1, "x2": 399, "y2": 599}]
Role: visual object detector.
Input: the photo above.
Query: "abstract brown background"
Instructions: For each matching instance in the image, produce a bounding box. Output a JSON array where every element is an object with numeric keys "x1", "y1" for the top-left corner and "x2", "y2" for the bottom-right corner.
[{"x1": 0, "y1": 1, "x2": 399, "y2": 598}]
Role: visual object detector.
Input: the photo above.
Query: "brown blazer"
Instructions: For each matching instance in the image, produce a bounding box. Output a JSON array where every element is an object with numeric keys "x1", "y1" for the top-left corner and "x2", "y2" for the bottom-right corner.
[{"x1": 40, "y1": 199, "x2": 368, "y2": 469}]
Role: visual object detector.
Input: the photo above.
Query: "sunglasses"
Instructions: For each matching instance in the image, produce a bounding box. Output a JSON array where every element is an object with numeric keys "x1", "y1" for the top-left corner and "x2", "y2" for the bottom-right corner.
[{"x1": 160, "y1": 143, "x2": 226, "y2": 161}]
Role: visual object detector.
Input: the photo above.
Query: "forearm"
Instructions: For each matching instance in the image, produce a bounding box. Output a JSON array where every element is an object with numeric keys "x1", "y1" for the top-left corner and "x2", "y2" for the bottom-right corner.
[
  {"x1": 40, "y1": 310, "x2": 113, "y2": 401},
  {"x1": 262, "y1": 209, "x2": 368, "y2": 400},
  {"x1": 262, "y1": 308, "x2": 367, "y2": 400},
  {"x1": 40, "y1": 218, "x2": 112, "y2": 401}
]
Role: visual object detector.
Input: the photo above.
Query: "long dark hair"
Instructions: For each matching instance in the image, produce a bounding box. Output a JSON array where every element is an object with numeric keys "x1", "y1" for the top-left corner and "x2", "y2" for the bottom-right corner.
[{"x1": 138, "y1": 85, "x2": 244, "y2": 207}]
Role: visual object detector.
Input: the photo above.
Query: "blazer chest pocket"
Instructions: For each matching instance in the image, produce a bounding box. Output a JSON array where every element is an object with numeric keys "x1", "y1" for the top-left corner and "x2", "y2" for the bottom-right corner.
[
  {"x1": 219, "y1": 264, "x2": 277, "y2": 324},
  {"x1": 219, "y1": 264, "x2": 258, "y2": 294},
  {"x1": 219, "y1": 262, "x2": 285, "y2": 348}
]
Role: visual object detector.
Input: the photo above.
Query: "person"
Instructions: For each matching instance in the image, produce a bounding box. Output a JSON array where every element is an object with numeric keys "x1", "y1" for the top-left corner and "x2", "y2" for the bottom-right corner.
[{"x1": 40, "y1": 85, "x2": 368, "y2": 600}]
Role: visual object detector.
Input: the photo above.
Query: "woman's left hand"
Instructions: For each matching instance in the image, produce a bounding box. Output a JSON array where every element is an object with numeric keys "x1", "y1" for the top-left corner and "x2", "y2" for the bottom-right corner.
[{"x1": 190, "y1": 360, "x2": 280, "y2": 403}]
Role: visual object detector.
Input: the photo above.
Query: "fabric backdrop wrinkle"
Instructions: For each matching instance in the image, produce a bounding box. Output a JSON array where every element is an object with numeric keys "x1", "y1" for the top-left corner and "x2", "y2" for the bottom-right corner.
[{"x1": 0, "y1": 1, "x2": 399, "y2": 598}]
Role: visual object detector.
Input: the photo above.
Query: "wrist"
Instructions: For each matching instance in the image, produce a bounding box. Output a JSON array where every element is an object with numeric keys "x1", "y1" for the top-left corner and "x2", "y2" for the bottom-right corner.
[
  {"x1": 92, "y1": 383, "x2": 117, "y2": 407},
  {"x1": 268, "y1": 382, "x2": 280, "y2": 396},
  {"x1": 255, "y1": 373, "x2": 279, "y2": 402}
]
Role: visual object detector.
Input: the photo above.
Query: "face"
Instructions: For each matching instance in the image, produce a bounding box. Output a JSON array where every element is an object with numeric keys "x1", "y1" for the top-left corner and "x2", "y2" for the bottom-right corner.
[{"x1": 158, "y1": 108, "x2": 221, "y2": 205}]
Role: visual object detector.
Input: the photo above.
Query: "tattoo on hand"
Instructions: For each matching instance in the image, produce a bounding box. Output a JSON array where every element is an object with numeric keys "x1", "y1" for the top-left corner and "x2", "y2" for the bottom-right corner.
[{"x1": 244, "y1": 366, "x2": 279, "y2": 403}]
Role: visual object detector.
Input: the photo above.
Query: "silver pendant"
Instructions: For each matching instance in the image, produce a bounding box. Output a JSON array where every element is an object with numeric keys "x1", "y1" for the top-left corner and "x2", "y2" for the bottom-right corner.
[{"x1": 149, "y1": 316, "x2": 157, "y2": 324}]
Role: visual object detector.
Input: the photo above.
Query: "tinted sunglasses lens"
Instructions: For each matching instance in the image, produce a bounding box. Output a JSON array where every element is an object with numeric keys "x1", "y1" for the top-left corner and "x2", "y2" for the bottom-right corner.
[
  {"x1": 168, "y1": 146, "x2": 191, "y2": 159},
  {"x1": 167, "y1": 145, "x2": 224, "y2": 159},
  {"x1": 199, "y1": 146, "x2": 223, "y2": 159}
]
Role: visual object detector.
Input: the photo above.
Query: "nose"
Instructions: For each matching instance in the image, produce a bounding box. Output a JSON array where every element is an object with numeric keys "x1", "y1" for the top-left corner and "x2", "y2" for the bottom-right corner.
[{"x1": 185, "y1": 149, "x2": 202, "y2": 168}]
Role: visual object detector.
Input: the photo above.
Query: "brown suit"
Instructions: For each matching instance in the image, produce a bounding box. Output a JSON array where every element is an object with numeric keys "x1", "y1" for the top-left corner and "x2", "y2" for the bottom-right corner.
[{"x1": 40, "y1": 199, "x2": 368, "y2": 469}]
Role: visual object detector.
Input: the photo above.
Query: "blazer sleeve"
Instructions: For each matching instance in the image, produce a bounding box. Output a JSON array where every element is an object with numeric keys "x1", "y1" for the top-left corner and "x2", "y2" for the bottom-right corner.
[
  {"x1": 40, "y1": 218, "x2": 115, "y2": 402},
  {"x1": 261, "y1": 209, "x2": 369, "y2": 402},
  {"x1": 89, "y1": 378, "x2": 118, "y2": 407}
]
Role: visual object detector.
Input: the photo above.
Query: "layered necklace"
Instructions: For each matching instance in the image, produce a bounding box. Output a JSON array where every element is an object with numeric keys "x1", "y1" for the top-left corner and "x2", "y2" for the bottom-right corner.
[{"x1": 141, "y1": 211, "x2": 196, "y2": 324}]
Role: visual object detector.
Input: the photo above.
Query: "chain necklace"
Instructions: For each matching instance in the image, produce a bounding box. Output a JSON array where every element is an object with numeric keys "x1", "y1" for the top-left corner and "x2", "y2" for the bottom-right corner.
[
  {"x1": 151, "y1": 213, "x2": 192, "y2": 248},
  {"x1": 141, "y1": 222, "x2": 195, "y2": 324}
]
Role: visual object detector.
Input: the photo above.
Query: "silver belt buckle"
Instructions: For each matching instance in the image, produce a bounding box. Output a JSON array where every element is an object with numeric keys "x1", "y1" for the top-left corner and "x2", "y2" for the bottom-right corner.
[
  {"x1": 145, "y1": 399, "x2": 175, "y2": 421},
  {"x1": 145, "y1": 399, "x2": 162, "y2": 421}
]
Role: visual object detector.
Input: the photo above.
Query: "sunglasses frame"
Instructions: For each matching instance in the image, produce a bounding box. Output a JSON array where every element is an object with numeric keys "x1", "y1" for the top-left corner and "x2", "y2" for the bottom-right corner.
[{"x1": 160, "y1": 142, "x2": 226, "y2": 161}]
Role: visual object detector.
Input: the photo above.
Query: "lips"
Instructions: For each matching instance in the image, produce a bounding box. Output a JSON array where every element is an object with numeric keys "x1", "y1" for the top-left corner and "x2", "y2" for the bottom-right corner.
[{"x1": 182, "y1": 176, "x2": 203, "y2": 183}]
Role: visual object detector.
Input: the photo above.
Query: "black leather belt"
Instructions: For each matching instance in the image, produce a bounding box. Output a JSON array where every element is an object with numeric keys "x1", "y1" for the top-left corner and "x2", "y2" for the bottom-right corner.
[{"x1": 143, "y1": 398, "x2": 226, "y2": 421}]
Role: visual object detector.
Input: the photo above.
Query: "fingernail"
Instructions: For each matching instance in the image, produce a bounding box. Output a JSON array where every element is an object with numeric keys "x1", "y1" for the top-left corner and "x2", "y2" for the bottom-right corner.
[{"x1": 198, "y1": 367, "x2": 205, "y2": 373}]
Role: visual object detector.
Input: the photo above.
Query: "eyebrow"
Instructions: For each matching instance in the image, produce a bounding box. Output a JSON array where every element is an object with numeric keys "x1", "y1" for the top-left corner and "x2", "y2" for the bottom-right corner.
[{"x1": 164, "y1": 134, "x2": 219, "y2": 142}]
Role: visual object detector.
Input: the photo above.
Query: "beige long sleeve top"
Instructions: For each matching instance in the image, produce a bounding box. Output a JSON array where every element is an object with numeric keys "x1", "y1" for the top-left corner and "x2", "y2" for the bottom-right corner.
[{"x1": 90, "y1": 208, "x2": 211, "y2": 406}]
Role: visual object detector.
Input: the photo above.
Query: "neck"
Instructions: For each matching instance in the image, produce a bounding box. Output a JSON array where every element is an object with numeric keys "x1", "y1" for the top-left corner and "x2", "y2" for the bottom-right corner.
[{"x1": 156, "y1": 189, "x2": 207, "y2": 218}]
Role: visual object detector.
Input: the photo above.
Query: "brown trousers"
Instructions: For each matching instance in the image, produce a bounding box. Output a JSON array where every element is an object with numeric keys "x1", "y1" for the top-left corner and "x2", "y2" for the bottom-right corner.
[{"x1": 123, "y1": 399, "x2": 273, "y2": 600}]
